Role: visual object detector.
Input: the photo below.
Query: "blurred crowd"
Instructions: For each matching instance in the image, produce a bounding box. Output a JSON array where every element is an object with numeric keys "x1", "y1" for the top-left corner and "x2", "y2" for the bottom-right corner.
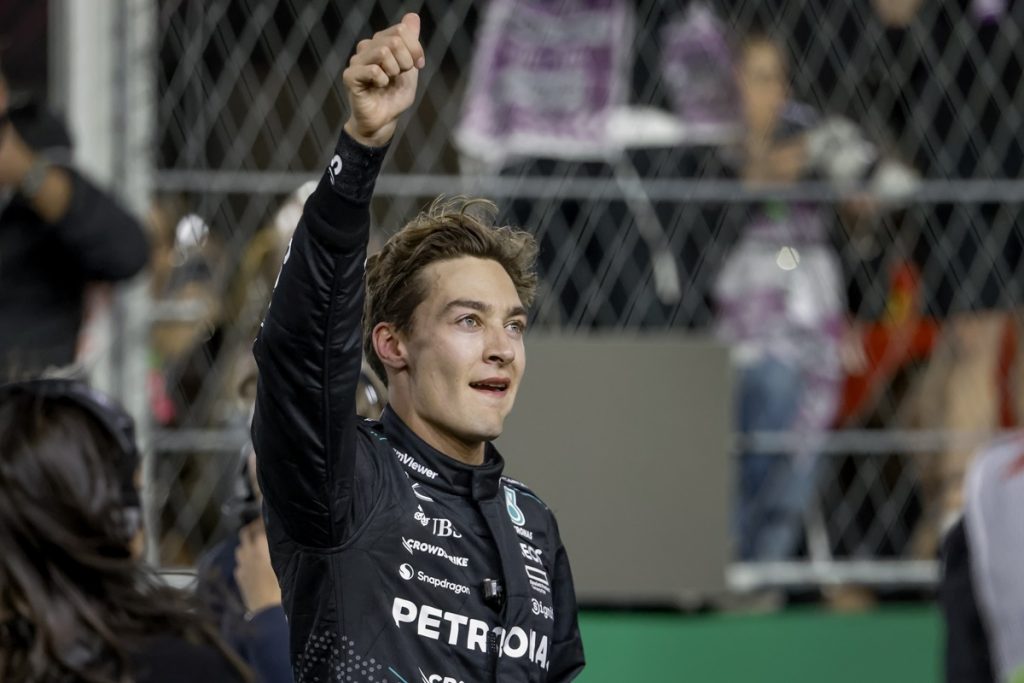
[
  {"x1": 465, "y1": 0, "x2": 1024, "y2": 578},
  {"x1": 3, "y1": 0, "x2": 1024, "y2": 681}
]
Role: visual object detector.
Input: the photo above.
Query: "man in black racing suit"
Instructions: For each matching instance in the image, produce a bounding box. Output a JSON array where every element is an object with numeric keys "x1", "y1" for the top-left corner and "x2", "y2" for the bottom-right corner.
[{"x1": 251, "y1": 14, "x2": 585, "y2": 683}]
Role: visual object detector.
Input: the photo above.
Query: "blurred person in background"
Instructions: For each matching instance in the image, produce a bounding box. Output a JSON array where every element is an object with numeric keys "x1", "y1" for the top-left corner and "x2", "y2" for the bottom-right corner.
[
  {"x1": 0, "y1": 61, "x2": 149, "y2": 380},
  {"x1": 196, "y1": 446, "x2": 292, "y2": 683},
  {"x1": 148, "y1": 185, "x2": 372, "y2": 568},
  {"x1": 147, "y1": 203, "x2": 221, "y2": 427},
  {"x1": 941, "y1": 433, "x2": 1024, "y2": 683},
  {"x1": 802, "y1": 0, "x2": 1024, "y2": 556},
  {"x1": 712, "y1": 25, "x2": 847, "y2": 564},
  {"x1": 0, "y1": 378, "x2": 250, "y2": 682},
  {"x1": 884, "y1": 0, "x2": 1024, "y2": 558},
  {"x1": 146, "y1": 202, "x2": 282, "y2": 564},
  {"x1": 152, "y1": 184, "x2": 313, "y2": 431}
]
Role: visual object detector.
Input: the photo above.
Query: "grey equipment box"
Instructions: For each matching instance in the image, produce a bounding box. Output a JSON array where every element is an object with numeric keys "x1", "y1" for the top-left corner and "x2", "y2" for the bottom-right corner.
[{"x1": 497, "y1": 335, "x2": 732, "y2": 606}]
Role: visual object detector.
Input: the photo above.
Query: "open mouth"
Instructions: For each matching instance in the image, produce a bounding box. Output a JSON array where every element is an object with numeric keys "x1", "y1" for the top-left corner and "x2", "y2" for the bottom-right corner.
[{"x1": 469, "y1": 379, "x2": 510, "y2": 395}]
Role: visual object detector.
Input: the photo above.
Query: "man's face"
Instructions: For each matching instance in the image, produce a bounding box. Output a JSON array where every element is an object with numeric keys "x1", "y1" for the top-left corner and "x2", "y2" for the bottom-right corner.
[{"x1": 395, "y1": 256, "x2": 527, "y2": 457}]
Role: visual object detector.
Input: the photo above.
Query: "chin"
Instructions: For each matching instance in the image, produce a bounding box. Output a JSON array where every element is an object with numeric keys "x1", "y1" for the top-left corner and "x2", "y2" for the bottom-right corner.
[
  {"x1": 466, "y1": 419, "x2": 504, "y2": 443},
  {"x1": 474, "y1": 426, "x2": 503, "y2": 443}
]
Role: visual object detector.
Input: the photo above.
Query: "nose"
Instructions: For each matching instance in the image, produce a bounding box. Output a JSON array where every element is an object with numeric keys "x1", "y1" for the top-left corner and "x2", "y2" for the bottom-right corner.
[{"x1": 485, "y1": 325, "x2": 515, "y2": 366}]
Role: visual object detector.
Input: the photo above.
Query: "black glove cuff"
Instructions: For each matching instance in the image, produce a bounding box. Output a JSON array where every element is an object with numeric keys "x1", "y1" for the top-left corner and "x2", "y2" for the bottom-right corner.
[{"x1": 326, "y1": 128, "x2": 389, "y2": 204}]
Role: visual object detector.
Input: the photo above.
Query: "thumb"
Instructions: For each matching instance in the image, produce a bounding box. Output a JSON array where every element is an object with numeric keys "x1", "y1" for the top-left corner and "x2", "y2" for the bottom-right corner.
[{"x1": 402, "y1": 12, "x2": 420, "y2": 40}]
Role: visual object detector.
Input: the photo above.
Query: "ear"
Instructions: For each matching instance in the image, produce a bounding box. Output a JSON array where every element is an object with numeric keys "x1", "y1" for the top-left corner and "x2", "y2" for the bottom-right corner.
[{"x1": 372, "y1": 322, "x2": 408, "y2": 374}]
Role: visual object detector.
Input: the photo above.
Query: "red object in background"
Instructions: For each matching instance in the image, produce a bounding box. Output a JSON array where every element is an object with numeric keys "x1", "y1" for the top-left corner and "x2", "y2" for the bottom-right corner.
[
  {"x1": 836, "y1": 320, "x2": 940, "y2": 426},
  {"x1": 837, "y1": 260, "x2": 1019, "y2": 427},
  {"x1": 836, "y1": 261, "x2": 939, "y2": 425}
]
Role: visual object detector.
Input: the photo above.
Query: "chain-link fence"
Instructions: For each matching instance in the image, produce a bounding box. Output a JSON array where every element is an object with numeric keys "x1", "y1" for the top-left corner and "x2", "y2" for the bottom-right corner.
[{"x1": 91, "y1": 0, "x2": 1024, "y2": 590}]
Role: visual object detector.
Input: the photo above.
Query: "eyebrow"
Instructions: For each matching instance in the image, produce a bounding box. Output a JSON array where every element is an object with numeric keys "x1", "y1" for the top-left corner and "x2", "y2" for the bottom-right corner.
[{"x1": 443, "y1": 299, "x2": 527, "y2": 319}]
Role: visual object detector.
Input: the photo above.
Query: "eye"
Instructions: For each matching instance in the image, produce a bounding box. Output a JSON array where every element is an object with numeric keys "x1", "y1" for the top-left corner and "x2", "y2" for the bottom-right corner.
[
  {"x1": 457, "y1": 315, "x2": 480, "y2": 328},
  {"x1": 506, "y1": 320, "x2": 526, "y2": 336}
]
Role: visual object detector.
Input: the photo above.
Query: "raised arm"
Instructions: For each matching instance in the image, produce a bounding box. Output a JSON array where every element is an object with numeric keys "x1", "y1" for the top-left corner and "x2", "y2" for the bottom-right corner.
[
  {"x1": 251, "y1": 14, "x2": 424, "y2": 548},
  {"x1": 0, "y1": 81, "x2": 148, "y2": 281}
]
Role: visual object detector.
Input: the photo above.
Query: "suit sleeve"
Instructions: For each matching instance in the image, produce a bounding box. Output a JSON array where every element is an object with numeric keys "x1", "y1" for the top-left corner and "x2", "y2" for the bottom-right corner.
[
  {"x1": 251, "y1": 129, "x2": 387, "y2": 548},
  {"x1": 547, "y1": 517, "x2": 586, "y2": 682}
]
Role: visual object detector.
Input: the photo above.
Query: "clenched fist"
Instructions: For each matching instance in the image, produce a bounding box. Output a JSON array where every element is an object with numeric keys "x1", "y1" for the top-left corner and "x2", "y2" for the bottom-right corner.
[{"x1": 342, "y1": 13, "x2": 425, "y2": 148}]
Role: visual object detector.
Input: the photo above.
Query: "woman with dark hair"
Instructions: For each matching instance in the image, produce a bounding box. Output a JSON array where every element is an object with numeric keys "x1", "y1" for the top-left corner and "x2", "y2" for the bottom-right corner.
[{"x1": 0, "y1": 379, "x2": 251, "y2": 682}]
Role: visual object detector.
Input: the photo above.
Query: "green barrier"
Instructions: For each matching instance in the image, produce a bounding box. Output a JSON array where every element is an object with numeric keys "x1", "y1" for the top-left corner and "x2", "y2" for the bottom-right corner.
[{"x1": 577, "y1": 606, "x2": 940, "y2": 682}]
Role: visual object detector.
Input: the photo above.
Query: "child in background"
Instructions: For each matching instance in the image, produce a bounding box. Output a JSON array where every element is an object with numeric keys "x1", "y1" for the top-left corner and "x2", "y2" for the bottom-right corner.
[{"x1": 713, "y1": 27, "x2": 846, "y2": 561}]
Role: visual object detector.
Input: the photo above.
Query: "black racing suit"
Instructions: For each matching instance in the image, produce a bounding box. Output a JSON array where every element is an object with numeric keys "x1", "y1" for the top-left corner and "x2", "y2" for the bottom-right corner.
[{"x1": 252, "y1": 129, "x2": 585, "y2": 683}]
